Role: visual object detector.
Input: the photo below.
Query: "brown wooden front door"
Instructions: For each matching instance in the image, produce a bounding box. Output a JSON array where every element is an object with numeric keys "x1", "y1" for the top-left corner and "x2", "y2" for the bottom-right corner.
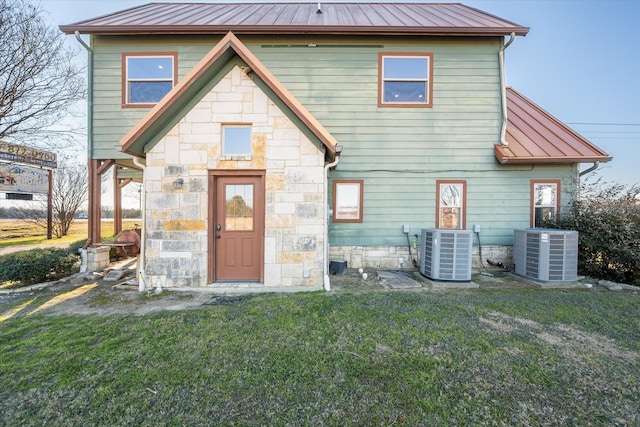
[{"x1": 210, "y1": 173, "x2": 264, "y2": 282}]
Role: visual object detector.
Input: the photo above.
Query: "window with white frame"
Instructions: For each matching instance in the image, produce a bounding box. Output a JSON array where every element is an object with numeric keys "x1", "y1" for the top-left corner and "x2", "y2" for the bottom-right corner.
[
  {"x1": 123, "y1": 53, "x2": 176, "y2": 105},
  {"x1": 223, "y1": 125, "x2": 252, "y2": 156},
  {"x1": 532, "y1": 181, "x2": 560, "y2": 227},
  {"x1": 437, "y1": 180, "x2": 466, "y2": 229},
  {"x1": 379, "y1": 52, "x2": 433, "y2": 107}
]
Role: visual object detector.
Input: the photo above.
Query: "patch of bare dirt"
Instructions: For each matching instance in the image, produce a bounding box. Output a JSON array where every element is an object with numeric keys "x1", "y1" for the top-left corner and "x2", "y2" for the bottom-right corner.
[
  {"x1": 1, "y1": 258, "x2": 211, "y2": 317},
  {"x1": 481, "y1": 310, "x2": 639, "y2": 364}
]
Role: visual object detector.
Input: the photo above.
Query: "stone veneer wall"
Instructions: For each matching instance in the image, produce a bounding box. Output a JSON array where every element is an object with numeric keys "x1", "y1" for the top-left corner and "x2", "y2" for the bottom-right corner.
[
  {"x1": 143, "y1": 66, "x2": 326, "y2": 288},
  {"x1": 329, "y1": 244, "x2": 513, "y2": 270}
]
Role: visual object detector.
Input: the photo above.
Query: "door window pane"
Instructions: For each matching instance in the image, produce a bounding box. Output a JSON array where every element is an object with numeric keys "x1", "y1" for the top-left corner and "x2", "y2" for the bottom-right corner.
[{"x1": 225, "y1": 184, "x2": 254, "y2": 231}]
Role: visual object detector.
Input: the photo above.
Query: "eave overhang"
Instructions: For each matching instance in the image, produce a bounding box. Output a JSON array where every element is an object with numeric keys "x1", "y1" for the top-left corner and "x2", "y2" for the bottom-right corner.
[
  {"x1": 494, "y1": 145, "x2": 611, "y2": 165},
  {"x1": 120, "y1": 32, "x2": 338, "y2": 160},
  {"x1": 61, "y1": 25, "x2": 529, "y2": 37},
  {"x1": 495, "y1": 88, "x2": 612, "y2": 165}
]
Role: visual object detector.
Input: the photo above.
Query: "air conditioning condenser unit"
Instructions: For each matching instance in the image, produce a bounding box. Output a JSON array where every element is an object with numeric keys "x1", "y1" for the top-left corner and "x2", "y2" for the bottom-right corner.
[
  {"x1": 420, "y1": 229, "x2": 473, "y2": 281},
  {"x1": 513, "y1": 228, "x2": 578, "y2": 283}
]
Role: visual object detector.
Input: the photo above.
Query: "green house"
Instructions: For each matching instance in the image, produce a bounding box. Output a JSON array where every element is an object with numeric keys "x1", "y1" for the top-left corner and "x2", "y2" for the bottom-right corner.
[{"x1": 61, "y1": 2, "x2": 610, "y2": 290}]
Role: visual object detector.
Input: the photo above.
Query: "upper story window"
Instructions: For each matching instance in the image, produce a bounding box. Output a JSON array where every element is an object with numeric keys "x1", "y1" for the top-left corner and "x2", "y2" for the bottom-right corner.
[
  {"x1": 379, "y1": 52, "x2": 433, "y2": 108},
  {"x1": 223, "y1": 125, "x2": 252, "y2": 156},
  {"x1": 436, "y1": 180, "x2": 466, "y2": 229},
  {"x1": 531, "y1": 180, "x2": 560, "y2": 227},
  {"x1": 122, "y1": 53, "x2": 177, "y2": 107}
]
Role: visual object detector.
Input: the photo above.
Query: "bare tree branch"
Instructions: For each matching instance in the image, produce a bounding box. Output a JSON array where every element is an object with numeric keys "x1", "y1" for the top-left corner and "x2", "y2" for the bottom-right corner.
[
  {"x1": 51, "y1": 164, "x2": 88, "y2": 237},
  {"x1": 0, "y1": 0, "x2": 85, "y2": 150},
  {"x1": 15, "y1": 163, "x2": 89, "y2": 238}
]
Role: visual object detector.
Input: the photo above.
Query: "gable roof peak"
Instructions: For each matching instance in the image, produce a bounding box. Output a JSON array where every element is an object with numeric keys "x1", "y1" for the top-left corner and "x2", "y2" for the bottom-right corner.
[{"x1": 121, "y1": 31, "x2": 338, "y2": 159}]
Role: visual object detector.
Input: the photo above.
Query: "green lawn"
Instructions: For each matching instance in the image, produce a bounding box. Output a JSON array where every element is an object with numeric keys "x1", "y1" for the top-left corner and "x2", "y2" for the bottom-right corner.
[{"x1": 1, "y1": 289, "x2": 639, "y2": 425}]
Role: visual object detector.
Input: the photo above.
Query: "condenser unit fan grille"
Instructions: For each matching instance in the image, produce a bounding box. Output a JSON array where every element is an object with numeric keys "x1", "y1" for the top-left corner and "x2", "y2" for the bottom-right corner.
[
  {"x1": 514, "y1": 229, "x2": 578, "y2": 283},
  {"x1": 420, "y1": 229, "x2": 472, "y2": 281}
]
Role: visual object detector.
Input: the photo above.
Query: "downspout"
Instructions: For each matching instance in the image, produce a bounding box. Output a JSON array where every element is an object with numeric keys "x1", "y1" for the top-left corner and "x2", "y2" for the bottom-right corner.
[
  {"x1": 499, "y1": 32, "x2": 516, "y2": 145},
  {"x1": 323, "y1": 146, "x2": 342, "y2": 291},
  {"x1": 132, "y1": 156, "x2": 147, "y2": 292},
  {"x1": 75, "y1": 32, "x2": 93, "y2": 155},
  {"x1": 579, "y1": 161, "x2": 600, "y2": 177},
  {"x1": 75, "y1": 32, "x2": 94, "y2": 249}
]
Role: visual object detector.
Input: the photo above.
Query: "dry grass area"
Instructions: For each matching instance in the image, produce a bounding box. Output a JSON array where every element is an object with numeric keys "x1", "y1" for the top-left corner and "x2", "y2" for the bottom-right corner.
[{"x1": 0, "y1": 219, "x2": 141, "y2": 248}]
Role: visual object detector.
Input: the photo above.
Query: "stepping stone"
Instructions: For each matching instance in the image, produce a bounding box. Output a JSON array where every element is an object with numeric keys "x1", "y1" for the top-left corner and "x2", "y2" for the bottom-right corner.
[
  {"x1": 103, "y1": 270, "x2": 125, "y2": 281},
  {"x1": 377, "y1": 270, "x2": 423, "y2": 289}
]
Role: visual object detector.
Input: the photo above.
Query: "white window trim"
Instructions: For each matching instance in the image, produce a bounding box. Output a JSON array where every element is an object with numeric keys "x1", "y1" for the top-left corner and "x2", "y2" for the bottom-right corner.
[
  {"x1": 222, "y1": 124, "x2": 253, "y2": 157},
  {"x1": 379, "y1": 52, "x2": 433, "y2": 108},
  {"x1": 531, "y1": 180, "x2": 560, "y2": 228},
  {"x1": 122, "y1": 52, "x2": 177, "y2": 107}
]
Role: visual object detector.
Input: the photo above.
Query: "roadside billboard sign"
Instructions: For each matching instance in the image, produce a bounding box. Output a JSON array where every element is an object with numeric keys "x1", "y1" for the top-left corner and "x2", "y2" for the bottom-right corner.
[
  {"x1": 0, "y1": 141, "x2": 57, "y2": 168},
  {"x1": 0, "y1": 164, "x2": 49, "y2": 194}
]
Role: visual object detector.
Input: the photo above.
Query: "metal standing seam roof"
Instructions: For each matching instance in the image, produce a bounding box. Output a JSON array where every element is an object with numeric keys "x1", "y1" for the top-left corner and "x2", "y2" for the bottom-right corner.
[
  {"x1": 59, "y1": 2, "x2": 529, "y2": 36},
  {"x1": 495, "y1": 87, "x2": 611, "y2": 164}
]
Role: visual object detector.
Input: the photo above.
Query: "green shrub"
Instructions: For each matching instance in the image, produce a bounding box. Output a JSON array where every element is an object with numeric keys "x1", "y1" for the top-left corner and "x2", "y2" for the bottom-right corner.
[
  {"x1": 548, "y1": 178, "x2": 640, "y2": 285},
  {"x1": 0, "y1": 247, "x2": 79, "y2": 286}
]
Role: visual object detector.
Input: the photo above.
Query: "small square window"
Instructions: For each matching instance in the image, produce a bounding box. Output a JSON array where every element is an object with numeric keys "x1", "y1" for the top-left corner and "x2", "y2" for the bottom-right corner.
[
  {"x1": 332, "y1": 180, "x2": 364, "y2": 223},
  {"x1": 531, "y1": 181, "x2": 560, "y2": 227},
  {"x1": 436, "y1": 180, "x2": 466, "y2": 229},
  {"x1": 223, "y1": 125, "x2": 252, "y2": 156},
  {"x1": 123, "y1": 53, "x2": 177, "y2": 106},
  {"x1": 379, "y1": 53, "x2": 433, "y2": 107}
]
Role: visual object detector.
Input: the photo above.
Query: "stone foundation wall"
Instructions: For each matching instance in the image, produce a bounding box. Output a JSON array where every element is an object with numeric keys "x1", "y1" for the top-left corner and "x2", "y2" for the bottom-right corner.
[
  {"x1": 472, "y1": 244, "x2": 513, "y2": 269},
  {"x1": 329, "y1": 244, "x2": 513, "y2": 270}
]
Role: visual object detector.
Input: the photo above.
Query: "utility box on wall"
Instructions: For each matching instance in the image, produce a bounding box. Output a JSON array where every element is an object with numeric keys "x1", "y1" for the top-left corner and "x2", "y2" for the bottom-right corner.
[{"x1": 513, "y1": 229, "x2": 578, "y2": 283}]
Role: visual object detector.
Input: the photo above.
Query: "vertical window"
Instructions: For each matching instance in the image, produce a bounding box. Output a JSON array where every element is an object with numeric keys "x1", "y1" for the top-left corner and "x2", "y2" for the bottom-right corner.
[
  {"x1": 223, "y1": 125, "x2": 252, "y2": 156},
  {"x1": 225, "y1": 184, "x2": 254, "y2": 231},
  {"x1": 436, "y1": 180, "x2": 466, "y2": 229},
  {"x1": 379, "y1": 52, "x2": 433, "y2": 107},
  {"x1": 531, "y1": 180, "x2": 560, "y2": 228},
  {"x1": 332, "y1": 180, "x2": 364, "y2": 223},
  {"x1": 123, "y1": 53, "x2": 177, "y2": 106}
]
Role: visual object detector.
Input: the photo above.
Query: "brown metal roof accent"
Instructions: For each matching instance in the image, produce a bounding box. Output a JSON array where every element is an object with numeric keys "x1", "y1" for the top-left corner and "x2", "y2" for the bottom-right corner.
[
  {"x1": 120, "y1": 31, "x2": 338, "y2": 157},
  {"x1": 60, "y1": 2, "x2": 529, "y2": 36},
  {"x1": 495, "y1": 87, "x2": 611, "y2": 164}
]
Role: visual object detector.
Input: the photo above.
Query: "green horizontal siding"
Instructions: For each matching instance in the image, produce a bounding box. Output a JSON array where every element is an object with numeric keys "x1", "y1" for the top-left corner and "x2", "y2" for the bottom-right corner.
[
  {"x1": 328, "y1": 165, "x2": 577, "y2": 246},
  {"x1": 90, "y1": 35, "x2": 224, "y2": 159},
  {"x1": 89, "y1": 34, "x2": 578, "y2": 247}
]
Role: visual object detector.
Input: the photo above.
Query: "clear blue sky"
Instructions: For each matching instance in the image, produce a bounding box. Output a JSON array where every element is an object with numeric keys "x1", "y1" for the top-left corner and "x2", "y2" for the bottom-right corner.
[{"x1": 45, "y1": 0, "x2": 640, "y2": 187}]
